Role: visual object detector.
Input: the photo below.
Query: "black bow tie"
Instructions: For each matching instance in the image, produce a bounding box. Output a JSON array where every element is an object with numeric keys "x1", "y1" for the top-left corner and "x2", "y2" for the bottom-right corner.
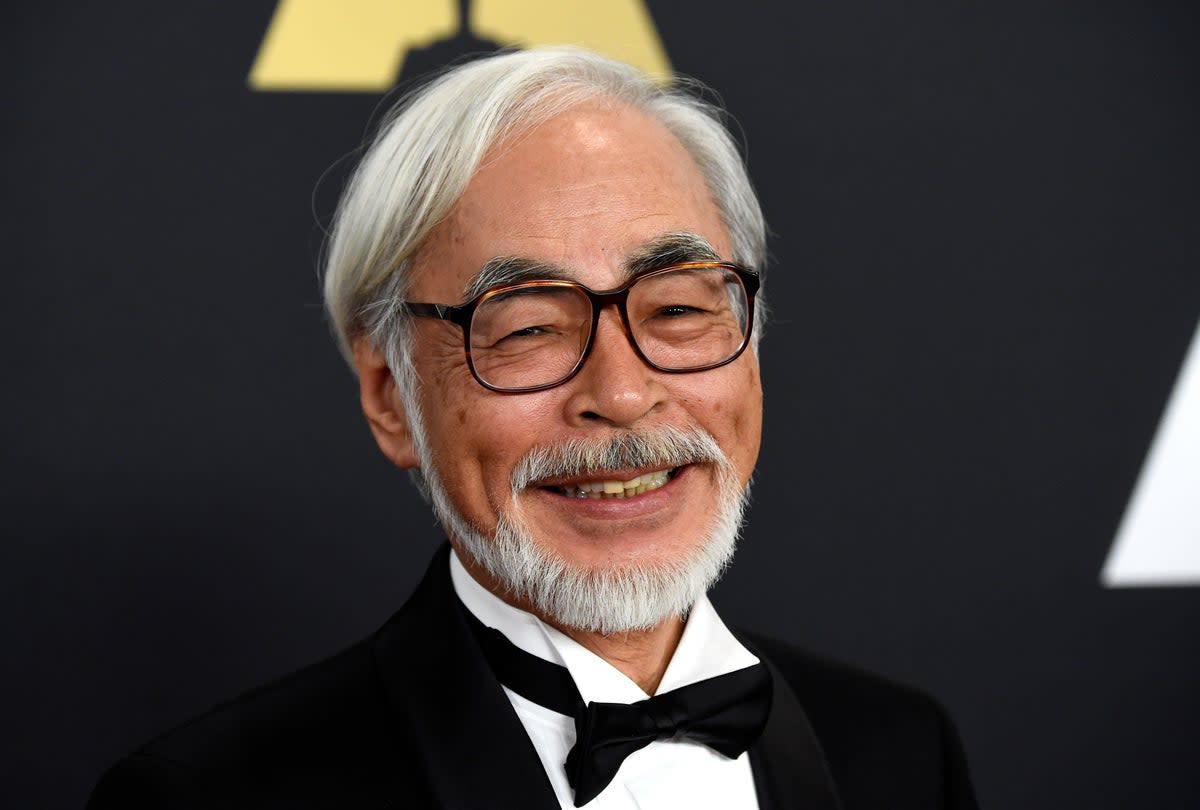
[{"x1": 463, "y1": 605, "x2": 773, "y2": 807}]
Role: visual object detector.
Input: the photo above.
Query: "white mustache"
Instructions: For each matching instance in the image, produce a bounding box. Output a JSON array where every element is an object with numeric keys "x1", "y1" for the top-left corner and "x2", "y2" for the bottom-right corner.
[{"x1": 510, "y1": 425, "x2": 729, "y2": 493}]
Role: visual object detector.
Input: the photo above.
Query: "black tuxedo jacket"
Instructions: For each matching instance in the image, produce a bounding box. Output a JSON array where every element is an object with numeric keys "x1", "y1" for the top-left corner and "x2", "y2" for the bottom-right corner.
[{"x1": 88, "y1": 547, "x2": 979, "y2": 809}]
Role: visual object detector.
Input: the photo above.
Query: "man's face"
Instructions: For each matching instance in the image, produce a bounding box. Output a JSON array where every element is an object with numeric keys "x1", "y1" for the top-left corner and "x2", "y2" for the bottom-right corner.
[{"x1": 403, "y1": 101, "x2": 763, "y2": 590}]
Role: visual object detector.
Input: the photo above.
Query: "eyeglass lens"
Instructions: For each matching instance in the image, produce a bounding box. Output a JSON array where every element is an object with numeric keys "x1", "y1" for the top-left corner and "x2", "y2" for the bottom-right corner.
[{"x1": 468, "y1": 266, "x2": 750, "y2": 390}]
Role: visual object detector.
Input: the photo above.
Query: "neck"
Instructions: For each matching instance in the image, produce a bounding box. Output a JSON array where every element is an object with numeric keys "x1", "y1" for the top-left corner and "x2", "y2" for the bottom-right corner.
[
  {"x1": 459, "y1": 551, "x2": 685, "y2": 694},
  {"x1": 551, "y1": 616, "x2": 684, "y2": 695}
]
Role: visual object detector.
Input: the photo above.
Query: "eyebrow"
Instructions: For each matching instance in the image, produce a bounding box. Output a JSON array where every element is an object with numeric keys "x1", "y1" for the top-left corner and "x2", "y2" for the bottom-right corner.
[
  {"x1": 624, "y1": 231, "x2": 721, "y2": 277},
  {"x1": 461, "y1": 231, "x2": 723, "y2": 300},
  {"x1": 462, "y1": 257, "x2": 573, "y2": 300}
]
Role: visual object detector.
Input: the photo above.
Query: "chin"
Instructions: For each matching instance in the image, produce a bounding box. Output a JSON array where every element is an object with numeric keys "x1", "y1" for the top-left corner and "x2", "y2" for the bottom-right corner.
[
  {"x1": 545, "y1": 530, "x2": 717, "y2": 577},
  {"x1": 440, "y1": 484, "x2": 750, "y2": 634},
  {"x1": 473, "y1": 513, "x2": 740, "y2": 634}
]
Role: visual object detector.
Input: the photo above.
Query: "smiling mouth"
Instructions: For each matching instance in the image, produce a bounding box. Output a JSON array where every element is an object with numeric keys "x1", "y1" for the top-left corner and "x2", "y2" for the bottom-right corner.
[{"x1": 545, "y1": 467, "x2": 680, "y2": 499}]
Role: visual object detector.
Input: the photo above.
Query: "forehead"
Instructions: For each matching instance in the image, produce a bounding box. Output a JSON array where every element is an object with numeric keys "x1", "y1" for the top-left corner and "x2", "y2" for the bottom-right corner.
[{"x1": 410, "y1": 100, "x2": 732, "y2": 302}]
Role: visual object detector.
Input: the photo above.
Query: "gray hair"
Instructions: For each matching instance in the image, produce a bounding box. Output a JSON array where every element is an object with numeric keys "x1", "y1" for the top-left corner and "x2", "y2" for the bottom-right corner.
[{"x1": 322, "y1": 46, "x2": 767, "y2": 383}]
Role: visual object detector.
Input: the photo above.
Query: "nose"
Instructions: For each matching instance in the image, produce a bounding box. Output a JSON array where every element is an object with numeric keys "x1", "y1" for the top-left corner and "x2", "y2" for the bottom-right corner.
[{"x1": 560, "y1": 307, "x2": 667, "y2": 428}]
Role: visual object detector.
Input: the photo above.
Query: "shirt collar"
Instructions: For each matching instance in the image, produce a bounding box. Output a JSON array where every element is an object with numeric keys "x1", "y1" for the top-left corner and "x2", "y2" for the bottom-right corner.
[{"x1": 449, "y1": 548, "x2": 759, "y2": 707}]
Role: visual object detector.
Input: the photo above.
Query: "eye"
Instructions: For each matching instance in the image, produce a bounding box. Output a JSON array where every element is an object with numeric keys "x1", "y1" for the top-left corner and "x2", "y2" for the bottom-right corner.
[
  {"x1": 504, "y1": 325, "x2": 552, "y2": 339},
  {"x1": 657, "y1": 304, "x2": 705, "y2": 318}
]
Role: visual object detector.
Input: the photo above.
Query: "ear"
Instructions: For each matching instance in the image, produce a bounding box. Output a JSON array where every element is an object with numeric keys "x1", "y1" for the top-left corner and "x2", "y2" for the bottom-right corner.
[{"x1": 353, "y1": 338, "x2": 420, "y2": 469}]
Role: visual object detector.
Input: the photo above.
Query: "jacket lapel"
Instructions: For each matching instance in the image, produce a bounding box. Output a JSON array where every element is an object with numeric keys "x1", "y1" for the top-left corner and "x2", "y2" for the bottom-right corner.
[
  {"x1": 743, "y1": 642, "x2": 843, "y2": 810},
  {"x1": 372, "y1": 545, "x2": 560, "y2": 810},
  {"x1": 371, "y1": 547, "x2": 841, "y2": 809}
]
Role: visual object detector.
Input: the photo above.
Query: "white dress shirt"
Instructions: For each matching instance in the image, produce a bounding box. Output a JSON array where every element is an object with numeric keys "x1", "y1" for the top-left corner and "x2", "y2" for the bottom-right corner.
[{"x1": 449, "y1": 550, "x2": 763, "y2": 809}]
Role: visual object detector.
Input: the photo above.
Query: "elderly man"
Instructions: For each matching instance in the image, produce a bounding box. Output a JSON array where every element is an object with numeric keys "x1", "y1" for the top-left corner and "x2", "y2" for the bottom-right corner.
[{"x1": 89, "y1": 48, "x2": 978, "y2": 809}]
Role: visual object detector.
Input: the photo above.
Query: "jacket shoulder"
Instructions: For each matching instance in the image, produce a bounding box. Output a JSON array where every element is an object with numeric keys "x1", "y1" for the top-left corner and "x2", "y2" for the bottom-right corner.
[
  {"x1": 88, "y1": 638, "x2": 429, "y2": 809},
  {"x1": 743, "y1": 632, "x2": 979, "y2": 810},
  {"x1": 747, "y1": 632, "x2": 943, "y2": 726}
]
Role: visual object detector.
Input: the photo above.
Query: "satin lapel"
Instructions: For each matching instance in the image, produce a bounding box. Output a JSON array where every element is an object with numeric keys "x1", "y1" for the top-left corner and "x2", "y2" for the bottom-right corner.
[
  {"x1": 372, "y1": 545, "x2": 560, "y2": 810},
  {"x1": 742, "y1": 641, "x2": 843, "y2": 810}
]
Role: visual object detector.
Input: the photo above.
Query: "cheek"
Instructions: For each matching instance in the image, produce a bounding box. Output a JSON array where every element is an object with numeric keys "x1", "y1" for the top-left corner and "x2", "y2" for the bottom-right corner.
[
  {"x1": 673, "y1": 364, "x2": 762, "y2": 475},
  {"x1": 720, "y1": 362, "x2": 763, "y2": 474},
  {"x1": 421, "y1": 382, "x2": 561, "y2": 512}
]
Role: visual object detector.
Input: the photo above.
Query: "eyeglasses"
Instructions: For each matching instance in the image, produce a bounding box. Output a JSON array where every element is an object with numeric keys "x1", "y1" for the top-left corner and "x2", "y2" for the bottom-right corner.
[{"x1": 401, "y1": 261, "x2": 760, "y2": 393}]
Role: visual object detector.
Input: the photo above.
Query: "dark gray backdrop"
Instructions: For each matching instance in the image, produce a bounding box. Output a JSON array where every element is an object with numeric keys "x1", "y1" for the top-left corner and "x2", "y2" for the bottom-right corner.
[{"x1": 5, "y1": 2, "x2": 1198, "y2": 808}]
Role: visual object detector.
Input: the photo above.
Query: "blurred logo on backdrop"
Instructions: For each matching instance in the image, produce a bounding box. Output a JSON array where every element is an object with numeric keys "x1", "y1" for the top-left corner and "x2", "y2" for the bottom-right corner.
[
  {"x1": 1103, "y1": 320, "x2": 1200, "y2": 587},
  {"x1": 248, "y1": 0, "x2": 670, "y2": 92}
]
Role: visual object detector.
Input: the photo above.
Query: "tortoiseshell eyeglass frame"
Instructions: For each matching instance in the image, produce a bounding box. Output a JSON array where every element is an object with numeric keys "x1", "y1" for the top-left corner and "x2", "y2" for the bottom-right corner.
[{"x1": 399, "y1": 261, "x2": 760, "y2": 394}]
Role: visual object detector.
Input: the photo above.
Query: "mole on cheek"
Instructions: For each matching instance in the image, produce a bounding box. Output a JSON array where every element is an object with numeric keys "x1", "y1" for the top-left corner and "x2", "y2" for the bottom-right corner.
[{"x1": 456, "y1": 407, "x2": 467, "y2": 425}]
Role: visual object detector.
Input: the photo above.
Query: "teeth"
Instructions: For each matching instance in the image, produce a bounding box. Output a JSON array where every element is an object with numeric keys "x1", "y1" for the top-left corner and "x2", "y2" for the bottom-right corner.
[{"x1": 559, "y1": 469, "x2": 673, "y2": 499}]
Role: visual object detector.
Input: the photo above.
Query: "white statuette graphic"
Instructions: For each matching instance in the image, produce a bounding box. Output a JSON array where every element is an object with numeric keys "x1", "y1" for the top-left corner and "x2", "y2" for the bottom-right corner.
[{"x1": 1103, "y1": 319, "x2": 1200, "y2": 587}]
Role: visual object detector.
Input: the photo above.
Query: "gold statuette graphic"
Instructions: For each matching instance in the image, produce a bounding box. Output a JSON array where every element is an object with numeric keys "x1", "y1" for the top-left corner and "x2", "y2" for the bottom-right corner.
[{"x1": 249, "y1": 0, "x2": 670, "y2": 92}]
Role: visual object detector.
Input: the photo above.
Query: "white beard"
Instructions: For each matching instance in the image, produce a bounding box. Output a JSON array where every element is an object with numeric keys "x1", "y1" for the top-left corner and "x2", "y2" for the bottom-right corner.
[{"x1": 413, "y1": 423, "x2": 749, "y2": 634}]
